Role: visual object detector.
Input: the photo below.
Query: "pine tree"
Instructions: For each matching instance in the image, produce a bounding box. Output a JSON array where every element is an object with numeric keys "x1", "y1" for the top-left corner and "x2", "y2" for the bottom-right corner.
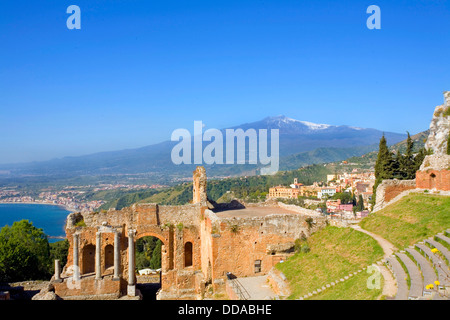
[
  {"x1": 403, "y1": 132, "x2": 416, "y2": 179},
  {"x1": 356, "y1": 194, "x2": 365, "y2": 211},
  {"x1": 394, "y1": 149, "x2": 404, "y2": 179},
  {"x1": 374, "y1": 135, "x2": 396, "y2": 180},
  {"x1": 372, "y1": 135, "x2": 395, "y2": 207}
]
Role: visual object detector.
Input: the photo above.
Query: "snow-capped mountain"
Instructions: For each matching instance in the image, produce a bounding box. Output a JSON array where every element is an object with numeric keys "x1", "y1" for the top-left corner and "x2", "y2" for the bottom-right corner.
[{"x1": 0, "y1": 115, "x2": 407, "y2": 177}]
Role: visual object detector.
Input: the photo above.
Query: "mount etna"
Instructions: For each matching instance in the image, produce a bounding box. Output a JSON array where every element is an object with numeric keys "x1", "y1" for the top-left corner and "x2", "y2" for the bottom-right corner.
[{"x1": 0, "y1": 116, "x2": 408, "y2": 182}]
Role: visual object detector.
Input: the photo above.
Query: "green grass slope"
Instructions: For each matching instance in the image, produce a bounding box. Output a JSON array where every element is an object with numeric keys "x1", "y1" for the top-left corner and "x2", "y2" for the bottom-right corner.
[
  {"x1": 308, "y1": 269, "x2": 384, "y2": 300},
  {"x1": 276, "y1": 226, "x2": 384, "y2": 300},
  {"x1": 359, "y1": 193, "x2": 450, "y2": 249}
]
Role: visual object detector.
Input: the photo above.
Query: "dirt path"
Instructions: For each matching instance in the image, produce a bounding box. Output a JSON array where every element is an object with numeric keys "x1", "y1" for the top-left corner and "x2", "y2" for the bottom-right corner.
[{"x1": 350, "y1": 225, "x2": 398, "y2": 298}]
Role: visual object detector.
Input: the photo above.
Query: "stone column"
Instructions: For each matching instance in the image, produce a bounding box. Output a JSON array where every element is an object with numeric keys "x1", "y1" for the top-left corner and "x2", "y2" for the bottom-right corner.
[
  {"x1": 95, "y1": 232, "x2": 102, "y2": 280},
  {"x1": 54, "y1": 259, "x2": 62, "y2": 282},
  {"x1": 127, "y1": 229, "x2": 136, "y2": 296},
  {"x1": 113, "y1": 231, "x2": 120, "y2": 280},
  {"x1": 73, "y1": 233, "x2": 80, "y2": 281}
]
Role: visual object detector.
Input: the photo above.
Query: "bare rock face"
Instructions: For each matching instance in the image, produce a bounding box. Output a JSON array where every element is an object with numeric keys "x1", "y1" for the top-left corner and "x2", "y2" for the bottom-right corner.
[{"x1": 420, "y1": 91, "x2": 450, "y2": 171}]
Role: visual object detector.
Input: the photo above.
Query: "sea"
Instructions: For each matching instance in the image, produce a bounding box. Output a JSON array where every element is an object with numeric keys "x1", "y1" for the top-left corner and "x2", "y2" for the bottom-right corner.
[{"x1": 0, "y1": 203, "x2": 71, "y2": 243}]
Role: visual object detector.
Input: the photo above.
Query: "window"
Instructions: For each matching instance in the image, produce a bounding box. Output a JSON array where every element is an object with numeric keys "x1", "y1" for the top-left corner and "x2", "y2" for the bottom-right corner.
[{"x1": 254, "y1": 260, "x2": 262, "y2": 273}]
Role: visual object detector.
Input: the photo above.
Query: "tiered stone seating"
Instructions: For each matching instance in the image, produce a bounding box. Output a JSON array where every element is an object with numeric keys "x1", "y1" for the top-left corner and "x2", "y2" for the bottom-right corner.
[
  {"x1": 415, "y1": 243, "x2": 450, "y2": 287},
  {"x1": 386, "y1": 256, "x2": 408, "y2": 300},
  {"x1": 385, "y1": 230, "x2": 450, "y2": 300},
  {"x1": 425, "y1": 238, "x2": 450, "y2": 263},
  {"x1": 405, "y1": 247, "x2": 437, "y2": 296},
  {"x1": 435, "y1": 233, "x2": 450, "y2": 247},
  {"x1": 395, "y1": 252, "x2": 423, "y2": 299}
]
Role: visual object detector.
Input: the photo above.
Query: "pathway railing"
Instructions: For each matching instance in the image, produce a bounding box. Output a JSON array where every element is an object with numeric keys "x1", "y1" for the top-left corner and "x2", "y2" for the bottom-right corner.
[{"x1": 226, "y1": 272, "x2": 250, "y2": 300}]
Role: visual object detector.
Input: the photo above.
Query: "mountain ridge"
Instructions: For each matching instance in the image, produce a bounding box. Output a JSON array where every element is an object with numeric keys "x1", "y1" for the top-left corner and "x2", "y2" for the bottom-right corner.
[{"x1": 0, "y1": 115, "x2": 408, "y2": 180}]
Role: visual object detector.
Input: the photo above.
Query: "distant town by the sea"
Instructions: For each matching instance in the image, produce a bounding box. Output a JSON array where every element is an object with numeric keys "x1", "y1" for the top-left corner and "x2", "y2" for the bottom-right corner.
[{"x1": 0, "y1": 203, "x2": 70, "y2": 243}]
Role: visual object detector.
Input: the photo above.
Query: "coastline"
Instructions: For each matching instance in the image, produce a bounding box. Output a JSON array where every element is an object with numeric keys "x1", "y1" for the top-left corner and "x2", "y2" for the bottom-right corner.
[{"x1": 0, "y1": 201, "x2": 74, "y2": 212}]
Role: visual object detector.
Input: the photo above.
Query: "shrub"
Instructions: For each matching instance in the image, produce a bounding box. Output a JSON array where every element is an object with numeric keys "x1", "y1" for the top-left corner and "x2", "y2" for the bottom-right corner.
[
  {"x1": 301, "y1": 244, "x2": 311, "y2": 253},
  {"x1": 75, "y1": 220, "x2": 86, "y2": 227}
]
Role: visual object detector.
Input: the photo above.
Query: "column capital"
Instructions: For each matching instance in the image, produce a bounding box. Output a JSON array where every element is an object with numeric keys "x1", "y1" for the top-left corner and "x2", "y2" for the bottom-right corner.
[{"x1": 127, "y1": 229, "x2": 136, "y2": 237}]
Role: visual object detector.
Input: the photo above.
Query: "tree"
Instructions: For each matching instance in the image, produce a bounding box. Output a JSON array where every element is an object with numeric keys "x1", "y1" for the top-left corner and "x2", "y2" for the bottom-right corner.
[
  {"x1": 136, "y1": 236, "x2": 162, "y2": 270},
  {"x1": 399, "y1": 132, "x2": 416, "y2": 179},
  {"x1": 372, "y1": 135, "x2": 396, "y2": 207},
  {"x1": 149, "y1": 240, "x2": 162, "y2": 269},
  {"x1": 50, "y1": 239, "x2": 70, "y2": 272},
  {"x1": 332, "y1": 192, "x2": 353, "y2": 204},
  {"x1": 447, "y1": 134, "x2": 450, "y2": 155},
  {"x1": 0, "y1": 220, "x2": 52, "y2": 282},
  {"x1": 356, "y1": 194, "x2": 365, "y2": 212}
]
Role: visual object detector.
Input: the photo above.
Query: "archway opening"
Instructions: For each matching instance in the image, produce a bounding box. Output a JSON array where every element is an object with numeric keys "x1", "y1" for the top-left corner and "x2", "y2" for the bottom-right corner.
[
  {"x1": 82, "y1": 244, "x2": 95, "y2": 275},
  {"x1": 430, "y1": 173, "x2": 436, "y2": 189},
  {"x1": 135, "y1": 236, "x2": 162, "y2": 300}
]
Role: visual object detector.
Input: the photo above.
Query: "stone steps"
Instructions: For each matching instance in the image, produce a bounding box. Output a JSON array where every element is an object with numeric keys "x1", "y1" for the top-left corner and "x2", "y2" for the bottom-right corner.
[
  {"x1": 405, "y1": 247, "x2": 437, "y2": 296},
  {"x1": 415, "y1": 243, "x2": 450, "y2": 287},
  {"x1": 426, "y1": 238, "x2": 450, "y2": 264},
  {"x1": 435, "y1": 233, "x2": 450, "y2": 247},
  {"x1": 395, "y1": 252, "x2": 423, "y2": 299},
  {"x1": 386, "y1": 256, "x2": 408, "y2": 300}
]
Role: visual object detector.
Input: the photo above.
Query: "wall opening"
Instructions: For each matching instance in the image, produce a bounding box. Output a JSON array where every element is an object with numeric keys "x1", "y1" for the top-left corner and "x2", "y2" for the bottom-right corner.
[
  {"x1": 430, "y1": 173, "x2": 436, "y2": 189},
  {"x1": 135, "y1": 236, "x2": 163, "y2": 300},
  {"x1": 104, "y1": 244, "x2": 114, "y2": 270},
  {"x1": 184, "y1": 242, "x2": 193, "y2": 267},
  {"x1": 82, "y1": 244, "x2": 95, "y2": 274},
  {"x1": 254, "y1": 260, "x2": 262, "y2": 273}
]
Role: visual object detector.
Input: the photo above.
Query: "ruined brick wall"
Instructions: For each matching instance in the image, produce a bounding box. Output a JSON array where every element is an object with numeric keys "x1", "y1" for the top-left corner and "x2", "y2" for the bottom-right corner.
[
  {"x1": 201, "y1": 209, "x2": 327, "y2": 284},
  {"x1": 59, "y1": 202, "x2": 204, "y2": 299},
  {"x1": 416, "y1": 170, "x2": 450, "y2": 191},
  {"x1": 56, "y1": 166, "x2": 331, "y2": 300},
  {"x1": 53, "y1": 276, "x2": 126, "y2": 299},
  {"x1": 193, "y1": 166, "x2": 207, "y2": 206}
]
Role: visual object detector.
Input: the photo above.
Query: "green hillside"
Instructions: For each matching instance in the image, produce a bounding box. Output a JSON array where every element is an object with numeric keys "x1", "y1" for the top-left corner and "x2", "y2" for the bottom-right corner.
[
  {"x1": 99, "y1": 163, "x2": 334, "y2": 209},
  {"x1": 97, "y1": 130, "x2": 428, "y2": 210},
  {"x1": 359, "y1": 193, "x2": 450, "y2": 249}
]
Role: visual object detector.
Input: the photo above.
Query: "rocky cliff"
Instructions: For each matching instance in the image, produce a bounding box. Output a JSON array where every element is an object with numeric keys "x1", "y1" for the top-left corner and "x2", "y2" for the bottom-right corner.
[{"x1": 419, "y1": 91, "x2": 450, "y2": 171}]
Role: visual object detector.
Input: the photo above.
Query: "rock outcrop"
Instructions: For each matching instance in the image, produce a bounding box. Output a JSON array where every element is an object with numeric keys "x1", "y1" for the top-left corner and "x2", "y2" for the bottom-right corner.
[
  {"x1": 416, "y1": 91, "x2": 450, "y2": 191},
  {"x1": 420, "y1": 91, "x2": 450, "y2": 171}
]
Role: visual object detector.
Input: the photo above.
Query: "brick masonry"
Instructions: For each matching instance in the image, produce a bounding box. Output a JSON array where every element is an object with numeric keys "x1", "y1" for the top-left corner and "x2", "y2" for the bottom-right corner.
[{"x1": 52, "y1": 166, "x2": 326, "y2": 300}]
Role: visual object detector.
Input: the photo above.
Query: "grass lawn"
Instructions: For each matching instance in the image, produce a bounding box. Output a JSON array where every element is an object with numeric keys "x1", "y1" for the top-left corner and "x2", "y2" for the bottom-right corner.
[
  {"x1": 307, "y1": 268, "x2": 384, "y2": 300},
  {"x1": 276, "y1": 226, "x2": 383, "y2": 300},
  {"x1": 360, "y1": 193, "x2": 450, "y2": 249}
]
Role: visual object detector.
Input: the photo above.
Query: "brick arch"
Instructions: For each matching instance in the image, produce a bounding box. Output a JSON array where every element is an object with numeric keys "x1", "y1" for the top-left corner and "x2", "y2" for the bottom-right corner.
[
  {"x1": 135, "y1": 231, "x2": 166, "y2": 245},
  {"x1": 134, "y1": 230, "x2": 174, "y2": 272}
]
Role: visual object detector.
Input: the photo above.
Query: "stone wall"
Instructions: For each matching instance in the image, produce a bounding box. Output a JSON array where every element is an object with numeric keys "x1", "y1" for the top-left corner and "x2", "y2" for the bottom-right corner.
[
  {"x1": 373, "y1": 179, "x2": 416, "y2": 212},
  {"x1": 266, "y1": 268, "x2": 290, "y2": 297},
  {"x1": 53, "y1": 276, "x2": 126, "y2": 300},
  {"x1": 201, "y1": 209, "x2": 327, "y2": 287}
]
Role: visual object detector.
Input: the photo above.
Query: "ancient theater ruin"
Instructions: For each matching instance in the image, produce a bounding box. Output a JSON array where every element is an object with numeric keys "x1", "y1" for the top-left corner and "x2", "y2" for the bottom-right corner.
[{"x1": 50, "y1": 166, "x2": 326, "y2": 300}]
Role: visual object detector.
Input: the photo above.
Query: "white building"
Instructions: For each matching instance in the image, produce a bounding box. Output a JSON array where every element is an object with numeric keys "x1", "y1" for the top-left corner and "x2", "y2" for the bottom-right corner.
[{"x1": 317, "y1": 187, "x2": 337, "y2": 199}]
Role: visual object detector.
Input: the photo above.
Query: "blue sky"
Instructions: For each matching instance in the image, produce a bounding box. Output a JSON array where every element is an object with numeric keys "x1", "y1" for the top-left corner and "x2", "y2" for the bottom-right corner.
[{"x1": 0, "y1": 0, "x2": 449, "y2": 164}]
